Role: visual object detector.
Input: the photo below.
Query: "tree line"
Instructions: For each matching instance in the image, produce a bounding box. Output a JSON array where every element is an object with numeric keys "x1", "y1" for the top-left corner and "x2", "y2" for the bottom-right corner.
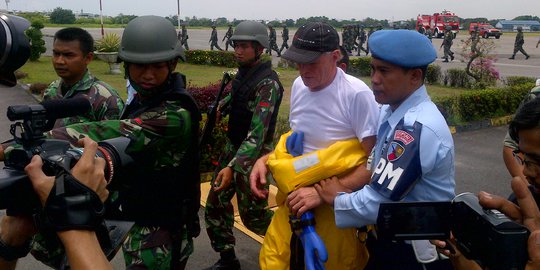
[{"x1": 16, "y1": 7, "x2": 540, "y2": 29}]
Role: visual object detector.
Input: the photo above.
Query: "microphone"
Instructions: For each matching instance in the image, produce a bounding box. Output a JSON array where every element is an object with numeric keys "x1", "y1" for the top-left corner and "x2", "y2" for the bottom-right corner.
[
  {"x1": 7, "y1": 97, "x2": 91, "y2": 121},
  {"x1": 40, "y1": 97, "x2": 92, "y2": 120}
]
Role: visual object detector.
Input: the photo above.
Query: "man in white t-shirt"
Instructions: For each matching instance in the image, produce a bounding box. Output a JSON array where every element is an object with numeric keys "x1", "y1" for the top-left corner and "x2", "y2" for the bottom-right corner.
[{"x1": 249, "y1": 22, "x2": 379, "y2": 270}]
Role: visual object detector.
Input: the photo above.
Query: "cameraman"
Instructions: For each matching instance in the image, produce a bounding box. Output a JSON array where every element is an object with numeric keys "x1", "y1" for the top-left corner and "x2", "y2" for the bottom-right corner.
[
  {"x1": 433, "y1": 97, "x2": 540, "y2": 269},
  {"x1": 0, "y1": 137, "x2": 112, "y2": 270}
]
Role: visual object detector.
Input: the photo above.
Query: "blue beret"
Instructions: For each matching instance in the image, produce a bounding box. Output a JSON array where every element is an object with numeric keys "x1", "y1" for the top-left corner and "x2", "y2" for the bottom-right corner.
[{"x1": 368, "y1": 30, "x2": 436, "y2": 67}]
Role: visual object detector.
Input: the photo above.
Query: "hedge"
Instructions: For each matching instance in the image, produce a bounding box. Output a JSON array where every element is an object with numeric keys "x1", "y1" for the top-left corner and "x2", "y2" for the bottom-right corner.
[
  {"x1": 433, "y1": 82, "x2": 534, "y2": 124},
  {"x1": 349, "y1": 57, "x2": 442, "y2": 85},
  {"x1": 185, "y1": 50, "x2": 237, "y2": 67}
]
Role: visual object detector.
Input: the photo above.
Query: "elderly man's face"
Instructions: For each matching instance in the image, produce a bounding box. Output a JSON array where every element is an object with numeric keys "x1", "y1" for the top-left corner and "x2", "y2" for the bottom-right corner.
[
  {"x1": 297, "y1": 50, "x2": 339, "y2": 91},
  {"x1": 517, "y1": 128, "x2": 540, "y2": 190}
]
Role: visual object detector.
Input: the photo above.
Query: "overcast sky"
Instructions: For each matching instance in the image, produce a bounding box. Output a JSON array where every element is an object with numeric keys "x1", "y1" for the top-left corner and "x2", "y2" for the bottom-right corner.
[{"x1": 5, "y1": 0, "x2": 539, "y2": 21}]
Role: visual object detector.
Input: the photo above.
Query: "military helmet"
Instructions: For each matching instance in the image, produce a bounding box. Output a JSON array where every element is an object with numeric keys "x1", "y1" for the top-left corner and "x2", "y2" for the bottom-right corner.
[
  {"x1": 445, "y1": 25, "x2": 452, "y2": 31},
  {"x1": 517, "y1": 26, "x2": 523, "y2": 31},
  {"x1": 119, "y1": 15, "x2": 184, "y2": 63},
  {"x1": 231, "y1": 20, "x2": 269, "y2": 48}
]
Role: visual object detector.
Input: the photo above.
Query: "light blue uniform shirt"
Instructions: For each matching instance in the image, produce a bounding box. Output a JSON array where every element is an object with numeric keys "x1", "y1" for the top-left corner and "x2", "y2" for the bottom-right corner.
[{"x1": 334, "y1": 85, "x2": 455, "y2": 228}]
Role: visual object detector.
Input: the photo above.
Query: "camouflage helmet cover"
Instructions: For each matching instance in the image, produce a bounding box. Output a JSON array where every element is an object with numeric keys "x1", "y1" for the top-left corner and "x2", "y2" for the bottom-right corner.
[
  {"x1": 231, "y1": 20, "x2": 269, "y2": 48},
  {"x1": 119, "y1": 15, "x2": 185, "y2": 63}
]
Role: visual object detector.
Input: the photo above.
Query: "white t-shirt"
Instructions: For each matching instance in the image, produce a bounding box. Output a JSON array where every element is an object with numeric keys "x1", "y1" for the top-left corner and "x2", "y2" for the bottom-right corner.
[{"x1": 289, "y1": 68, "x2": 379, "y2": 153}]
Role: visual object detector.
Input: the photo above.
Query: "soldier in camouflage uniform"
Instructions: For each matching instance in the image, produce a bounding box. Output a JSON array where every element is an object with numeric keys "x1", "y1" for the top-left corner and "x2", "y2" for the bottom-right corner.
[
  {"x1": 266, "y1": 24, "x2": 281, "y2": 56},
  {"x1": 440, "y1": 25, "x2": 455, "y2": 62},
  {"x1": 223, "y1": 24, "x2": 234, "y2": 51},
  {"x1": 42, "y1": 16, "x2": 201, "y2": 270},
  {"x1": 341, "y1": 25, "x2": 351, "y2": 54},
  {"x1": 205, "y1": 20, "x2": 283, "y2": 270},
  {"x1": 279, "y1": 24, "x2": 289, "y2": 54},
  {"x1": 509, "y1": 26, "x2": 530, "y2": 60},
  {"x1": 470, "y1": 26, "x2": 480, "y2": 55},
  {"x1": 210, "y1": 24, "x2": 224, "y2": 51},
  {"x1": 44, "y1": 27, "x2": 124, "y2": 129},
  {"x1": 366, "y1": 27, "x2": 375, "y2": 54},
  {"x1": 357, "y1": 25, "x2": 368, "y2": 56},
  {"x1": 179, "y1": 23, "x2": 189, "y2": 50}
]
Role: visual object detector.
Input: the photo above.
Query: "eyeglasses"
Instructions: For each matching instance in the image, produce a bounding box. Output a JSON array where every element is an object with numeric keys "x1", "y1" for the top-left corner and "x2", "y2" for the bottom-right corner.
[{"x1": 513, "y1": 150, "x2": 540, "y2": 169}]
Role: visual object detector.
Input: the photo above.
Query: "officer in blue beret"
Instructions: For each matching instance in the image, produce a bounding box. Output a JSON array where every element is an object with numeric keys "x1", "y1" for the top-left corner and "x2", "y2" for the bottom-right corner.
[{"x1": 315, "y1": 30, "x2": 455, "y2": 270}]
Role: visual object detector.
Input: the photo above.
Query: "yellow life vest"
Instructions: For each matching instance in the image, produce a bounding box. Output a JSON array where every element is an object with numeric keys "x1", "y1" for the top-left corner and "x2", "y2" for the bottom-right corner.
[
  {"x1": 260, "y1": 131, "x2": 369, "y2": 270},
  {"x1": 267, "y1": 131, "x2": 368, "y2": 194}
]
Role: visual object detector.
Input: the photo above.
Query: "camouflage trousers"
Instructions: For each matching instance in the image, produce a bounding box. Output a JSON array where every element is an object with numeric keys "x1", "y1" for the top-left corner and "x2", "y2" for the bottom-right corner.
[
  {"x1": 513, "y1": 45, "x2": 529, "y2": 57},
  {"x1": 204, "y1": 143, "x2": 273, "y2": 252},
  {"x1": 210, "y1": 41, "x2": 223, "y2": 51},
  {"x1": 267, "y1": 41, "x2": 281, "y2": 56},
  {"x1": 31, "y1": 223, "x2": 193, "y2": 270},
  {"x1": 123, "y1": 224, "x2": 193, "y2": 269},
  {"x1": 443, "y1": 45, "x2": 454, "y2": 59}
]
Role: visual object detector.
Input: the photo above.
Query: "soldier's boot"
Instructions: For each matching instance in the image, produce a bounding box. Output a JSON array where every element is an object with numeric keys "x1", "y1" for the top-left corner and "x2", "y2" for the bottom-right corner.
[
  {"x1": 509, "y1": 54, "x2": 515, "y2": 60},
  {"x1": 526, "y1": 54, "x2": 530, "y2": 60},
  {"x1": 450, "y1": 54, "x2": 455, "y2": 61},
  {"x1": 442, "y1": 58, "x2": 449, "y2": 63},
  {"x1": 209, "y1": 249, "x2": 241, "y2": 270}
]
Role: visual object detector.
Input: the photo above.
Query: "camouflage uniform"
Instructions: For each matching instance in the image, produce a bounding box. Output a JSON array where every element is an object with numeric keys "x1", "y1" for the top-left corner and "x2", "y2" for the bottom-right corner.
[
  {"x1": 279, "y1": 25, "x2": 289, "y2": 54},
  {"x1": 179, "y1": 25, "x2": 189, "y2": 50},
  {"x1": 442, "y1": 30, "x2": 455, "y2": 62},
  {"x1": 223, "y1": 26, "x2": 234, "y2": 51},
  {"x1": 341, "y1": 26, "x2": 351, "y2": 53},
  {"x1": 45, "y1": 73, "x2": 201, "y2": 269},
  {"x1": 42, "y1": 69, "x2": 124, "y2": 129},
  {"x1": 267, "y1": 26, "x2": 281, "y2": 56},
  {"x1": 210, "y1": 27, "x2": 223, "y2": 51},
  {"x1": 470, "y1": 29, "x2": 480, "y2": 54},
  {"x1": 426, "y1": 28, "x2": 433, "y2": 43},
  {"x1": 205, "y1": 60, "x2": 283, "y2": 253},
  {"x1": 366, "y1": 28, "x2": 375, "y2": 53},
  {"x1": 357, "y1": 27, "x2": 368, "y2": 56},
  {"x1": 510, "y1": 28, "x2": 530, "y2": 59}
]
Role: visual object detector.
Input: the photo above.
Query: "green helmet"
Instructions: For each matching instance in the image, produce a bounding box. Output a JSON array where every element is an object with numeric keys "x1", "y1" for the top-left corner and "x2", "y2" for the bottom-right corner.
[
  {"x1": 231, "y1": 20, "x2": 269, "y2": 48},
  {"x1": 119, "y1": 15, "x2": 185, "y2": 64}
]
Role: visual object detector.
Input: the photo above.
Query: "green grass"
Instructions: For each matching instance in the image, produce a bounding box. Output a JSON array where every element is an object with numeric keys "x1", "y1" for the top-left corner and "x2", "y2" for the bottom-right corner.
[{"x1": 18, "y1": 57, "x2": 466, "y2": 118}]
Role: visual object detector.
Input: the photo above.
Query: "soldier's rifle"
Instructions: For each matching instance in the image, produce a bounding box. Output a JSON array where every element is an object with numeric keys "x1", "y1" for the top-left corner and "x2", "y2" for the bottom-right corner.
[{"x1": 199, "y1": 72, "x2": 232, "y2": 147}]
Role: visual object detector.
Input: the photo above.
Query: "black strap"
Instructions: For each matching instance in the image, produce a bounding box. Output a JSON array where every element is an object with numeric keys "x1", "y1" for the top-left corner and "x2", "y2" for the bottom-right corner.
[
  {"x1": 289, "y1": 215, "x2": 316, "y2": 270},
  {"x1": 38, "y1": 172, "x2": 105, "y2": 232},
  {"x1": 290, "y1": 233, "x2": 305, "y2": 270}
]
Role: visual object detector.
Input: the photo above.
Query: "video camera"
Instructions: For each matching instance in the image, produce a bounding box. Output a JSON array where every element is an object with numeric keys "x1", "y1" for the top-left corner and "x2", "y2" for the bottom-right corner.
[
  {"x1": 377, "y1": 192, "x2": 529, "y2": 270},
  {"x1": 0, "y1": 97, "x2": 134, "y2": 214}
]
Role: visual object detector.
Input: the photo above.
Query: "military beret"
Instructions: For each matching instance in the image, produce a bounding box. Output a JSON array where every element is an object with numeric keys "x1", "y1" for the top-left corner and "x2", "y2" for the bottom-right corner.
[{"x1": 368, "y1": 30, "x2": 436, "y2": 68}]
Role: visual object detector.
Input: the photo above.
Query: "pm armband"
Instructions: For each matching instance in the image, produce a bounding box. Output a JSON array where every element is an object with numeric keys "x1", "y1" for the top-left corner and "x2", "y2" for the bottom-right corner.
[{"x1": 39, "y1": 173, "x2": 105, "y2": 232}]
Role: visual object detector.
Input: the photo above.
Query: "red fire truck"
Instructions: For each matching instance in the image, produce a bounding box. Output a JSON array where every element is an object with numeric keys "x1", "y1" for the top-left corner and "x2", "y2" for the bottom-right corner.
[{"x1": 416, "y1": 10, "x2": 460, "y2": 38}]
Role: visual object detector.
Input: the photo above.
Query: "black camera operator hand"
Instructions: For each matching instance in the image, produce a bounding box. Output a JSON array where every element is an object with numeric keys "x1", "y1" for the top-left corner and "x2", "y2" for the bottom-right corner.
[
  {"x1": 432, "y1": 177, "x2": 540, "y2": 270},
  {"x1": 0, "y1": 137, "x2": 112, "y2": 270}
]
